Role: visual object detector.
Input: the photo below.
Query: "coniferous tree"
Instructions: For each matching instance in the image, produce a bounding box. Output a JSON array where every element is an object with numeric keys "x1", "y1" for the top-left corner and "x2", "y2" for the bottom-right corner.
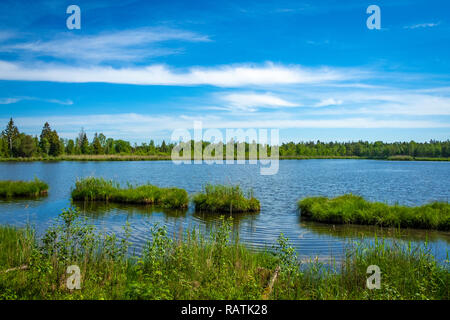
[
  {"x1": 2, "y1": 118, "x2": 19, "y2": 157},
  {"x1": 92, "y1": 133, "x2": 104, "y2": 155},
  {"x1": 39, "y1": 122, "x2": 62, "y2": 156}
]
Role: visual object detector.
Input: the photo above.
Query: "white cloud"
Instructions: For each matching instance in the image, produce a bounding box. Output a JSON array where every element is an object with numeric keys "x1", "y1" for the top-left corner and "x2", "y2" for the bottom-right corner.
[
  {"x1": 314, "y1": 98, "x2": 343, "y2": 107},
  {"x1": 0, "y1": 31, "x2": 16, "y2": 42},
  {"x1": 4, "y1": 113, "x2": 447, "y2": 141},
  {"x1": 0, "y1": 98, "x2": 21, "y2": 104},
  {"x1": 221, "y1": 92, "x2": 299, "y2": 111},
  {"x1": 0, "y1": 27, "x2": 210, "y2": 63},
  {"x1": 271, "y1": 88, "x2": 450, "y2": 116},
  {"x1": 404, "y1": 22, "x2": 440, "y2": 29},
  {"x1": 0, "y1": 96, "x2": 73, "y2": 105},
  {"x1": 0, "y1": 61, "x2": 360, "y2": 87},
  {"x1": 311, "y1": 92, "x2": 450, "y2": 115}
]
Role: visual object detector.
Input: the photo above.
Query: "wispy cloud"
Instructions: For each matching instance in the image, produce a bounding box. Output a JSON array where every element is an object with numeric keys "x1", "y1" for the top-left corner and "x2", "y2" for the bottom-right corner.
[
  {"x1": 0, "y1": 96, "x2": 73, "y2": 105},
  {"x1": 314, "y1": 98, "x2": 343, "y2": 107},
  {"x1": 297, "y1": 91, "x2": 450, "y2": 116},
  {"x1": 404, "y1": 22, "x2": 440, "y2": 29},
  {"x1": 0, "y1": 27, "x2": 210, "y2": 63},
  {"x1": 4, "y1": 112, "x2": 447, "y2": 142},
  {"x1": 0, "y1": 30, "x2": 16, "y2": 42},
  {"x1": 0, "y1": 97, "x2": 21, "y2": 104},
  {"x1": 0, "y1": 61, "x2": 365, "y2": 87},
  {"x1": 221, "y1": 92, "x2": 299, "y2": 111}
]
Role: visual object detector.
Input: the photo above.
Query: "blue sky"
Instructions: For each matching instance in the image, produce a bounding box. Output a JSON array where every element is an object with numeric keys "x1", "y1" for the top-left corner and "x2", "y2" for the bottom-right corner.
[{"x1": 0, "y1": 0, "x2": 449, "y2": 143}]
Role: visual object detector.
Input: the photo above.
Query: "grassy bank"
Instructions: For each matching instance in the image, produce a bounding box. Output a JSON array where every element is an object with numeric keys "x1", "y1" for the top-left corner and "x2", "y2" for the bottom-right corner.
[
  {"x1": 298, "y1": 194, "x2": 450, "y2": 231},
  {"x1": 0, "y1": 154, "x2": 172, "y2": 162},
  {"x1": 1, "y1": 155, "x2": 449, "y2": 162},
  {"x1": 71, "y1": 177, "x2": 188, "y2": 209},
  {"x1": 193, "y1": 184, "x2": 260, "y2": 213},
  {"x1": 0, "y1": 208, "x2": 448, "y2": 300},
  {"x1": 0, "y1": 178, "x2": 48, "y2": 198}
]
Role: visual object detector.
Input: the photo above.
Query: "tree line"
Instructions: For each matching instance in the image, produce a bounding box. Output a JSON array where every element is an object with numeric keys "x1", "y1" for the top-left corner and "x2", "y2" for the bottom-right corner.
[
  {"x1": 0, "y1": 118, "x2": 173, "y2": 158},
  {"x1": 1, "y1": 118, "x2": 449, "y2": 158}
]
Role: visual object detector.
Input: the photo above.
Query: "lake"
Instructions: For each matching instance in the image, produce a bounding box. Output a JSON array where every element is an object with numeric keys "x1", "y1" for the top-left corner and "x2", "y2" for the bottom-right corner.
[{"x1": 0, "y1": 159, "x2": 449, "y2": 262}]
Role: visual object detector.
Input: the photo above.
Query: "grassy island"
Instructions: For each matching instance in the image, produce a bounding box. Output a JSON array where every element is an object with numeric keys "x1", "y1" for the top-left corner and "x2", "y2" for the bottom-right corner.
[
  {"x1": 0, "y1": 208, "x2": 448, "y2": 300},
  {"x1": 298, "y1": 194, "x2": 450, "y2": 231},
  {"x1": 71, "y1": 177, "x2": 188, "y2": 209},
  {"x1": 193, "y1": 184, "x2": 260, "y2": 213},
  {"x1": 0, "y1": 178, "x2": 48, "y2": 198}
]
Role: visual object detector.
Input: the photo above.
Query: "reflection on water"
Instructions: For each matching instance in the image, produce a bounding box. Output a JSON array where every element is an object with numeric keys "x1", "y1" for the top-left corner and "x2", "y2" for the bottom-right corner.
[
  {"x1": 75, "y1": 201, "x2": 188, "y2": 218},
  {"x1": 300, "y1": 220, "x2": 450, "y2": 243},
  {"x1": 193, "y1": 210, "x2": 259, "y2": 224},
  {"x1": 0, "y1": 160, "x2": 449, "y2": 262}
]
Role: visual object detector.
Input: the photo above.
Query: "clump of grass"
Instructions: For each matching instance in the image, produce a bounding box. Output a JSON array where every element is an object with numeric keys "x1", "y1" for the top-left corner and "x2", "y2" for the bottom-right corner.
[
  {"x1": 387, "y1": 155, "x2": 414, "y2": 161},
  {"x1": 193, "y1": 184, "x2": 260, "y2": 213},
  {"x1": 0, "y1": 208, "x2": 448, "y2": 300},
  {"x1": 0, "y1": 226, "x2": 34, "y2": 270},
  {"x1": 71, "y1": 177, "x2": 188, "y2": 209},
  {"x1": 298, "y1": 194, "x2": 450, "y2": 231},
  {"x1": 272, "y1": 237, "x2": 450, "y2": 300},
  {"x1": 0, "y1": 178, "x2": 48, "y2": 198}
]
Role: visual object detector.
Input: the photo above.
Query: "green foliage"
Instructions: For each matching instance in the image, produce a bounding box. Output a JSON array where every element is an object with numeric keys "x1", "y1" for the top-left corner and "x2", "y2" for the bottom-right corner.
[
  {"x1": 92, "y1": 133, "x2": 104, "y2": 155},
  {"x1": 0, "y1": 226, "x2": 34, "y2": 269},
  {"x1": 13, "y1": 133, "x2": 37, "y2": 157},
  {"x1": 2, "y1": 119, "x2": 449, "y2": 160},
  {"x1": 0, "y1": 209, "x2": 448, "y2": 300},
  {"x1": 65, "y1": 139, "x2": 75, "y2": 155},
  {"x1": 39, "y1": 122, "x2": 62, "y2": 156},
  {"x1": 71, "y1": 177, "x2": 189, "y2": 209},
  {"x1": 274, "y1": 233, "x2": 298, "y2": 276},
  {"x1": 271, "y1": 237, "x2": 450, "y2": 300},
  {"x1": 298, "y1": 194, "x2": 450, "y2": 231},
  {"x1": 1, "y1": 118, "x2": 19, "y2": 157},
  {"x1": 280, "y1": 139, "x2": 450, "y2": 159},
  {"x1": 0, "y1": 178, "x2": 48, "y2": 198},
  {"x1": 193, "y1": 184, "x2": 260, "y2": 213}
]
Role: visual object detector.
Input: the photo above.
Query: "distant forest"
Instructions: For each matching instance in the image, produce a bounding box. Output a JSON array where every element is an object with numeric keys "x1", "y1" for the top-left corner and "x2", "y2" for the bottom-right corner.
[{"x1": 1, "y1": 118, "x2": 449, "y2": 159}]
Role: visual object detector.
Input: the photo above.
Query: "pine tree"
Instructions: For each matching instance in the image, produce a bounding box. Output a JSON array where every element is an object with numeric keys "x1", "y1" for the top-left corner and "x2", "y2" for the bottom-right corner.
[
  {"x1": 39, "y1": 122, "x2": 62, "y2": 156},
  {"x1": 92, "y1": 133, "x2": 104, "y2": 155},
  {"x1": 2, "y1": 118, "x2": 19, "y2": 156}
]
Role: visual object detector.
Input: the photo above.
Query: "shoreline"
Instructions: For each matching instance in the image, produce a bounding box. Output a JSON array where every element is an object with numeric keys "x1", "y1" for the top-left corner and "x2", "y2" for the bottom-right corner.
[{"x1": 0, "y1": 155, "x2": 449, "y2": 162}]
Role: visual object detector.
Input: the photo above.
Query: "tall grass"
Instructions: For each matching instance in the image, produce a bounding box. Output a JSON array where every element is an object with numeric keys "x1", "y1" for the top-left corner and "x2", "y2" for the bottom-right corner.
[
  {"x1": 298, "y1": 194, "x2": 450, "y2": 231},
  {"x1": 272, "y1": 237, "x2": 449, "y2": 300},
  {"x1": 0, "y1": 226, "x2": 34, "y2": 269},
  {"x1": 0, "y1": 178, "x2": 48, "y2": 198},
  {"x1": 193, "y1": 184, "x2": 260, "y2": 213},
  {"x1": 0, "y1": 208, "x2": 448, "y2": 300},
  {"x1": 71, "y1": 177, "x2": 188, "y2": 209}
]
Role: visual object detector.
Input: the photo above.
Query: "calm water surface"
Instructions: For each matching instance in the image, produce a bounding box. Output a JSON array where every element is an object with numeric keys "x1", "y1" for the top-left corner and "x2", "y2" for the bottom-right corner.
[{"x1": 0, "y1": 160, "x2": 449, "y2": 262}]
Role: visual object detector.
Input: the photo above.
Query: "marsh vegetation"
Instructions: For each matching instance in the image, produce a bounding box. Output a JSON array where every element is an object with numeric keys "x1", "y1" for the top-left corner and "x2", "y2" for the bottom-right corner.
[
  {"x1": 0, "y1": 178, "x2": 48, "y2": 198},
  {"x1": 0, "y1": 208, "x2": 448, "y2": 300},
  {"x1": 193, "y1": 184, "x2": 260, "y2": 213},
  {"x1": 71, "y1": 177, "x2": 188, "y2": 209},
  {"x1": 298, "y1": 194, "x2": 450, "y2": 231}
]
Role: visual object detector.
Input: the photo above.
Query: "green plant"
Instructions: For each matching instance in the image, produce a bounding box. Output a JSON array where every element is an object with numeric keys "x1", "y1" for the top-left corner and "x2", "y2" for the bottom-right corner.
[
  {"x1": 298, "y1": 194, "x2": 450, "y2": 231},
  {"x1": 71, "y1": 177, "x2": 188, "y2": 209},
  {"x1": 193, "y1": 184, "x2": 260, "y2": 213},
  {"x1": 0, "y1": 178, "x2": 48, "y2": 198},
  {"x1": 0, "y1": 207, "x2": 448, "y2": 300}
]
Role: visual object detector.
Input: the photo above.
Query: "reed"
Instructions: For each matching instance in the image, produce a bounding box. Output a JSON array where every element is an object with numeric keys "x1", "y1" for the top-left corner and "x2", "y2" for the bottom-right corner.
[
  {"x1": 193, "y1": 184, "x2": 260, "y2": 213},
  {"x1": 0, "y1": 178, "x2": 48, "y2": 198},
  {"x1": 298, "y1": 194, "x2": 450, "y2": 231},
  {"x1": 0, "y1": 208, "x2": 448, "y2": 300},
  {"x1": 71, "y1": 177, "x2": 188, "y2": 209}
]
